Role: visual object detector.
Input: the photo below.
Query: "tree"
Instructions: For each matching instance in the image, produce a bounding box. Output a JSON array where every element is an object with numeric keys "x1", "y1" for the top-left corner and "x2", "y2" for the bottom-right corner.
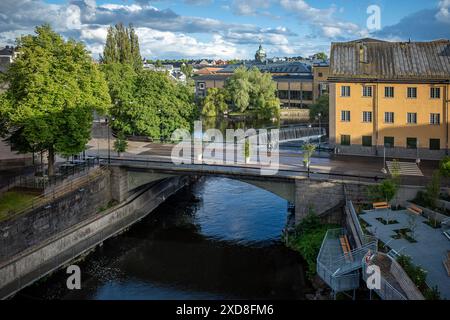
[
  {"x1": 302, "y1": 143, "x2": 316, "y2": 167},
  {"x1": 201, "y1": 88, "x2": 228, "y2": 117},
  {"x1": 0, "y1": 24, "x2": 110, "y2": 176},
  {"x1": 180, "y1": 63, "x2": 193, "y2": 79},
  {"x1": 440, "y1": 156, "x2": 450, "y2": 177},
  {"x1": 226, "y1": 66, "x2": 250, "y2": 112},
  {"x1": 225, "y1": 66, "x2": 280, "y2": 118},
  {"x1": 425, "y1": 171, "x2": 441, "y2": 208},
  {"x1": 114, "y1": 131, "x2": 128, "y2": 156},
  {"x1": 309, "y1": 94, "x2": 329, "y2": 121},
  {"x1": 314, "y1": 52, "x2": 328, "y2": 60},
  {"x1": 100, "y1": 23, "x2": 142, "y2": 71}
]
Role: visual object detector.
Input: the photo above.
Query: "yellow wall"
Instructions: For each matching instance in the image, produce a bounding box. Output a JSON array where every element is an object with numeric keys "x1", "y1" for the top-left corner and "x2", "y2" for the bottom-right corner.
[{"x1": 332, "y1": 82, "x2": 449, "y2": 150}]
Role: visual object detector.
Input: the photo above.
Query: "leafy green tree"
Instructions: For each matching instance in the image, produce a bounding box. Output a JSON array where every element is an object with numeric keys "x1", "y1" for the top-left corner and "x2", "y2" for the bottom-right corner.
[
  {"x1": 226, "y1": 66, "x2": 250, "y2": 112},
  {"x1": 309, "y1": 94, "x2": 329, "y2": 121},
  {"x1": 0, "y1": 24, "x2": 110, "y2": 176},
  {"x1": 439, "y1": 156, "x2": 450, "y2": 177},
  {"x1": 114, "y1": 131, "x2": 128, "y2": 156},
  {"x1": 180, "y1": 63, "x2": 193, "y2": 79},
  {"x1": 100, "y1": 23, "x2": 142, "y2": 71},
  {"x1": 201, "y1": 88, "x2": 228, "y2": 117},
  {"x1": 314, "y1": 52, "x2": 328, "y2": 60},
  {"x1": 302, "y1": 143, "x2": 316, "y2": 167},
  {"x1": 225, "y1": 66, "x2": 279, "y2": 118},
  {"x1": 425, "y1": 171, "x2": 441, "y2": 208}
]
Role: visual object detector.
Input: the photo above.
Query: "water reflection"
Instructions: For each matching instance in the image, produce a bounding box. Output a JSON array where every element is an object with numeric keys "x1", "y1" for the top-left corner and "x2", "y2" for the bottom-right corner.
[{"x1": 16, "y1": 178, "x2": 310, "y2": 300}]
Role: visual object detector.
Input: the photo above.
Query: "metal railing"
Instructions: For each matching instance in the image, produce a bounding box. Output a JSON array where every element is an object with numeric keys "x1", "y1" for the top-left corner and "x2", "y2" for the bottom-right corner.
[{"x1": 0, "y1": 165, "x2": 109, "y2": 222}]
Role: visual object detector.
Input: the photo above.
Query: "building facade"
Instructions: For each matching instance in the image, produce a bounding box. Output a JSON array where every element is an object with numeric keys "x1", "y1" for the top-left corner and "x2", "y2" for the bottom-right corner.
[
  {"x1": 329, "y1": 39, "x2": 450, "y2": 160},
  {"x1": 194, "y1": 45, "x2": 329, "y2": 110}
]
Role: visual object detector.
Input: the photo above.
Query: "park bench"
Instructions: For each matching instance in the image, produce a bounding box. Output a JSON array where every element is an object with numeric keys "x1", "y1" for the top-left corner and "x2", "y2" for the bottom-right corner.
[
  {"x1": 339, "y1": 235, "x2": 353, "y2": 262},
  {"x1": 407, "y1": 205, "x2": 423, "y2": 216},
  {"x1": 373, "y1": 202, "x2": 390, "y2": 210}
]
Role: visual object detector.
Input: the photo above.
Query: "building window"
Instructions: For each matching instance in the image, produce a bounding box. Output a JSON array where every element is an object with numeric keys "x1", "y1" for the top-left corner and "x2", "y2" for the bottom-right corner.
[
  {"x1": 384, "y1": 112, "x2": 394, "y2": 123},
  {"x1": 302, "y1": 91, "x2": 313, "y2": 101},
  {"x1": 407, "y1": 137, "x2": 417, "y2": 149},
  {"x1": 318, "y1": 72, "x2": 323, "y2": 77},
  {"x1": 385, "y1": 86, "x2": 394, "y2": 98},
  {"x1": 341, "y1": 110, "x2": 351, "y2": 122},
  {"x1": 407, "y1": 112, "x2": 417, "y2": 124},
  {"x1": 290, "y1": 90, "x2": 301, "y2": 100},
  {"x1": 341, "y1": 86, "x2": 351, "y2": 97},
  {"x1": 362, "y1": 111, "x2": 372, "y2": 123},
  {"x1": 430, "y1": 113, "x2": 440, "y2": 125},
  {"x1": 384, "y1": 137, "x2": 394, "y2": 148},
  {"x1": 430, "y1": 139, "x2": 440, "y2": 151},
  {"x1": 341, "y1": 135, "x2": 351, "y2": 146},
  {"x1": 198, "y1": 82, "x2": 205, "y2": 89},
  {"x1": 430, "y1": 87, "x2": 441, "y2": 99},
  {"x1": 407, "y1": 87, "x2": 417, "y2": 98},
  {"x1": 362, "y1": 86, "x2": 372, "y2": 97},
  {"x1": 362, "y1": 136, "x2": 372, "y2": 147},
  {"x1": 277, "y1": 90, "x2": 289, "y2": 99}
]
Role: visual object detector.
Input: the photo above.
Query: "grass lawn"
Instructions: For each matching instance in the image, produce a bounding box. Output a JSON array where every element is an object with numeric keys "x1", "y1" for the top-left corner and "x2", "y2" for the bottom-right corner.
[{"x1": 0, "y1": 191, "x2": 37, "y2": 221}]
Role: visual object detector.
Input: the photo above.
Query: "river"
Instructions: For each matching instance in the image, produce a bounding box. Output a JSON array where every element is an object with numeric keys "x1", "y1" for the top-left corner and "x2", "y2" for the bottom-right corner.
[{"x1": 14, "y1": 177, "x2": 312, "y2": 300}]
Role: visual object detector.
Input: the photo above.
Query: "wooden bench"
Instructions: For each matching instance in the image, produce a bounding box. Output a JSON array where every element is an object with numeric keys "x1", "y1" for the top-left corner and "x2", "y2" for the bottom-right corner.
[
  {"x1": 407, "y1": 205, "x2": 423, "y2": 216},
  {"x1": 339, "y1": 235, "x2": 353, "y2": 262},
  {"x1": 373, "y1": 202, "x2": 390, "y2": 210}
]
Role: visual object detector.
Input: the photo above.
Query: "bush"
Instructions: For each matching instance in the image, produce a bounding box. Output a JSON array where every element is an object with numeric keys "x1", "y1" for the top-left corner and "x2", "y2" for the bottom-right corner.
[
  {"x1": 287, "y1": 213, "x2": 338, "y2": 279},
  {"x1": 424, "y1": 286, "x2": 441, "y2": 300},
  {"x1": 439, "y1": 156, "x2": 450, "y2": 177},
  {"x1": 367, "y1": 179, "x2": 398, "y2": 202},
  {"x1": 397, "y1": 255, "x2": 427, "y2": 290}
]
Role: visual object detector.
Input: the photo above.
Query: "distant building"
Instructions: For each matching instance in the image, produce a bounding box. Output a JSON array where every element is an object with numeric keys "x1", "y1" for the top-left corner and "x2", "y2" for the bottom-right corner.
[
  {"x1": 0, "y1": 46, "x2": 17, "y2": 74},
  {"x1": 194, "y1": 44, "x2": 330, "y2": 110},
  {"x1": 329, "y1": 38, "x2": 450, "y2": 160}
]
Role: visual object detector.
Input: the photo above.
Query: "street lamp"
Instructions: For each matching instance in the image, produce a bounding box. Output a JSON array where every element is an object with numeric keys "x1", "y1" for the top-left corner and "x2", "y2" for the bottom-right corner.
[
  {"x1": 381, "y1": 145, "x2": 387, "y2": 174},
  {"x1": 317, "y1": 112, "x2": 322, "y2": 151},
  {"x1": 106, "y1": 116, "x2": 111, "y2": 166},
  {"x1": 158, "y1": 108, "x2": 163, "y2": 143}
]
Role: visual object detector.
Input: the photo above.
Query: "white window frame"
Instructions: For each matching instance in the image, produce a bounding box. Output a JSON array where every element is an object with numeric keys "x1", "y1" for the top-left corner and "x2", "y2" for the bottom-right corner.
[
  {"x1": 385, "y1": 86, "x2": 394, "y2": 98},
  {"x1": 384, "y1": 112, "x2": 394, "y2": 123},
  {"x1": 430, "y1": 113, "x2": 440, "y2": 125},
  {"x1": 341, "y1": 86, "x2": 351, "y2": 97},
  {"x1": 362, "y1": 111, "x2": 372, "y2": 123},
  {"x1": 407, "y1": 87, "x2": 417, "y2": 99},
  {"x1": 430, "y1": 87, "x2": 441, "y2": 99},
  {"x1": 341, "y1": 110, "x2": 351, "y2": 122},
  {"x1": 198, "y1": 82, "x2": 205, "y2": 89},
  {"x1": 362, "y1": 86, "x2": 372, "y2": 97},
  {"x1": 407, "y1": 112, "x2": 417, "y2": 124}
]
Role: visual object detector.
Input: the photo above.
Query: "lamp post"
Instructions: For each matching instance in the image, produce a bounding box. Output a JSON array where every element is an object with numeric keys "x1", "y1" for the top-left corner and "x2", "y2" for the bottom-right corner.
[
  {"x1": 317, "y1": 112, "x2": 322, "y2": 151},
  {"x1": 381, "y1": 145, "x2": 387, "y2": 174},
  {"x1": 158, "y1": 108, "x2": 163, "y2": 143},
  {"x1": 106, "y1": 116, "x2": 111, "y2": 166}
]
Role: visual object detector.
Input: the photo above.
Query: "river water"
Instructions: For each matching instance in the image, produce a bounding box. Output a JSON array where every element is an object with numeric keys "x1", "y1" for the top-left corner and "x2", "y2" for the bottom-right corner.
[{"x1": 15, "y1": 177, "x2": 311, "y2": 300}]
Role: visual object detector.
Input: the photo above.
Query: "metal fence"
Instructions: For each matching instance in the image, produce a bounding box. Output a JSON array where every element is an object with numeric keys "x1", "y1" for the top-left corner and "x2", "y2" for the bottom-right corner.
[{"x1": 0, "y1": 164, "x2": 109, "y2": 222}]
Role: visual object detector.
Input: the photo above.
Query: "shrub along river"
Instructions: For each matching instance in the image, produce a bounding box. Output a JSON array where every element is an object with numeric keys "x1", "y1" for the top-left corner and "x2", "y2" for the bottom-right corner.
[{"x1": 15, "y1": 177, "x2": 312, "y2": 300}]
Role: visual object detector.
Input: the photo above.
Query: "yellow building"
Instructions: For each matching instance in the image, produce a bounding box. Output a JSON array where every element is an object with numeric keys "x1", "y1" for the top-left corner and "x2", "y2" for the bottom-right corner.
[{"x1": 329, "y1": 39, "x2": 450, "y2": 160}]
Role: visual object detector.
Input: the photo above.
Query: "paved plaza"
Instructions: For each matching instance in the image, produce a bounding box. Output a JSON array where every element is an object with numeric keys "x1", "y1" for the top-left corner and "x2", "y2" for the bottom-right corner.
[{"x1": 360, "y1": 209, "x2": 450, "y2": 299}]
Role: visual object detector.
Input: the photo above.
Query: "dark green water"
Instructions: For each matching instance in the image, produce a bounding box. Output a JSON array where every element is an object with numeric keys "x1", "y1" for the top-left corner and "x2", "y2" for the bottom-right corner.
[{"x1": 15, "y1": 177, "x2": 311, "y2": 300}]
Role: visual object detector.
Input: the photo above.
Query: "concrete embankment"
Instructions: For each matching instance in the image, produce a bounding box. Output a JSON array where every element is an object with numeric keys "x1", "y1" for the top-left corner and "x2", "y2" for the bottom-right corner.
[{"x1": 0, "y1": 175, "x2": 192, "y2": 299}]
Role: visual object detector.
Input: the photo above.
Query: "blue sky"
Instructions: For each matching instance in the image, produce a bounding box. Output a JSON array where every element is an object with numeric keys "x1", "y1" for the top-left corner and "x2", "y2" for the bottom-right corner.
[{"x1": 1, "y1": 0, "x2": 449, "y2": 59}]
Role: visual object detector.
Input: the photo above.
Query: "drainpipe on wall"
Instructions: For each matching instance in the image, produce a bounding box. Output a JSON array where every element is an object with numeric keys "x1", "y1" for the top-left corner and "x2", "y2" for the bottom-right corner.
[
  {"x1": 446, "y1": 83, "x2": 449, "y2": 156},
  {"x1": 374, "y1": 83, "x2": 379, "y2": 157}
]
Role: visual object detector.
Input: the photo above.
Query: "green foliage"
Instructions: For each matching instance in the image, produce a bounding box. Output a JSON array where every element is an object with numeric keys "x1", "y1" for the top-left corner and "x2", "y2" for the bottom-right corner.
[
  {"x1": 100, "y1": 23, "x2": 142, "y2": 71},
  {"x1": 424, "y1": 286, "x2": 441, "y2": 300},
  {"x1": 288, "y1": 213, "x2": 338, "y2": 279},
  {"x1": 114, "y1": 131, "x2": 128, "y2": 154},
  {"x1": 309, "y1": 94, "x2": 329, "y2": 121},
  {"x1": 439, "y1": 156, "x2": 450, "y2": 177},
  {"x1": 180, "y1": 64, "x2": 193, "y2": 79},
  {"x1": 201, "y1": 88, "x2": 228, "y2": 117},
  {"x1": 302, "y1": 143, "x2": 316, "y2": 165},
  {"x1": 0, "y1": 24, "x2": 111, "y2": 175},
  {"x1": 314, "y1": 52, "x2": 328, "y2": 60},
  {"x1": 425, "y1": 171, "x2": 441, "y2": 208},
  {"x1": 0, "y1": 191, "x2": 36, "y2": 221},
  {"x1": 244, "y1": 139, "x2": 250, "y2": 158},
  {"x1": 397, "y1": 255, "x2": 428, "y2": 290},
  {"x1": 367, "y1": 179, "x2": 398, "y2": 202},
  {"x1": 225, "y1": 66, "x2": 280, "y2": 119}
]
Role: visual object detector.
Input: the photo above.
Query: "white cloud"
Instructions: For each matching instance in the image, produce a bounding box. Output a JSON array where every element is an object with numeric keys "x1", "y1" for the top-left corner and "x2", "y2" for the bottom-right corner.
[
  {"x1": 436, "y1": 0, "x2": 450, "y2": 23},
  {"x1": 231, "y1": 0, "x2": 271, "y2": 16}
]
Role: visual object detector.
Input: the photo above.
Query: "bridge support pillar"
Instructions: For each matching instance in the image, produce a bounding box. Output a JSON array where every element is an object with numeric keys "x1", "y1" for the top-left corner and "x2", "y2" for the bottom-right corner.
[
  {"x1": 110, "y1": 166, "x2": 129, "y2": 203},
  {"x1": 294, "y1": 179, "x2": 345, "y2": 224}
]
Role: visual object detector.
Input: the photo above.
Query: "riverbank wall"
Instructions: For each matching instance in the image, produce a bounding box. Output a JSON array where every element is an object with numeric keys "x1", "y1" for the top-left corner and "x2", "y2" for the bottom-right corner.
[{"x1": 0, "y1": 173, "x2": 193, "y2": 299}]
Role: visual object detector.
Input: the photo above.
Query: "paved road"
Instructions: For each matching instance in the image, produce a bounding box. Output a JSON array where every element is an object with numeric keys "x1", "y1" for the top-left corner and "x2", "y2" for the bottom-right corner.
[{"x1": 86, "y1": 136, "x2": 446, "y2": 186}]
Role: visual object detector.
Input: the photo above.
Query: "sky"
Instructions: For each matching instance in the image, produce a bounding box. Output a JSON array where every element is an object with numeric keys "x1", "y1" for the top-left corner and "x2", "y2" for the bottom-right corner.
[{"x1": 0, "y1": 0, "x2": 449, "y2": 60}]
